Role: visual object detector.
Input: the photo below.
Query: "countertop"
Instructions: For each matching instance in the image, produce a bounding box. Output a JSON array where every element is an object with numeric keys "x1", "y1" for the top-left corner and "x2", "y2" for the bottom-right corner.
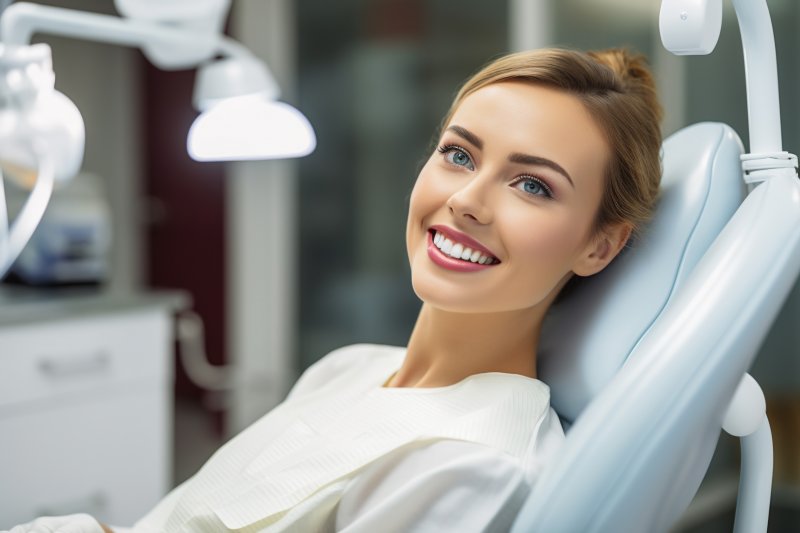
[{"x1": 0, "y1": 285, "x2": 191, "y2": 326}]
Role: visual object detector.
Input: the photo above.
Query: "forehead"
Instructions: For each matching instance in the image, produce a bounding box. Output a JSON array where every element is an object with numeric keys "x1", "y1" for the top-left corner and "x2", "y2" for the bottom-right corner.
[{"x1": 446, "y1": 81, "x2": 610, "y2": 185}]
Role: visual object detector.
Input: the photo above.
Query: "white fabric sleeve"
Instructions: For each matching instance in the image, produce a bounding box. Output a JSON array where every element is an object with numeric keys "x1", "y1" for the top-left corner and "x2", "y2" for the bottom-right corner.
[
  {"x1": 128, "y1": 479, "x2": 191, "y2": 532},
  {"x1": 335, "y1": 439, "x2": 533, "y2": 533},
  {"x1": 284, "y1": 344, "x2": 366, "y2": 403}
]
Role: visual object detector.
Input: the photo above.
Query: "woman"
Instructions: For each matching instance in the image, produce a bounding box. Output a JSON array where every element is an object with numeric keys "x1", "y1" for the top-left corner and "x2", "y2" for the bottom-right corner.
[{"x1": 7, "y1": 46, "x2": 662, "y2": 533}]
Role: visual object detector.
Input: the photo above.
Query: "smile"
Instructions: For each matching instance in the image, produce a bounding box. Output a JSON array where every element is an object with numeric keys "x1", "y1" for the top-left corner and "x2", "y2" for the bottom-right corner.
[
  {"x1": 426, "y1": 227, "x2": 500, "y2": 273},
  {"x1": 432, "y1": 230, "x2": 498, "y2": 264}
]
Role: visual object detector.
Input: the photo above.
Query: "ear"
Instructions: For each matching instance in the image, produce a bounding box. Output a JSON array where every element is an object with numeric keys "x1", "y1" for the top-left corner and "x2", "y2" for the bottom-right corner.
[{"x1": 572, "y1": 222, "x2": 633, "y2": 277}]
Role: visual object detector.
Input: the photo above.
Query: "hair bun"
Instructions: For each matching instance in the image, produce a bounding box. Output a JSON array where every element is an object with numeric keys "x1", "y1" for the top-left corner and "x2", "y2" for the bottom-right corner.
[{"x1": 588, "y1": 48, "x2": 663, "y2": 124}]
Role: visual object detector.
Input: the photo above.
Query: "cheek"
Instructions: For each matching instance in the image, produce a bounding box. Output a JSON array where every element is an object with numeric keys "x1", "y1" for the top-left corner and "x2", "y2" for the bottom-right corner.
[
  {"x1": 407, "y1": 163, "x2": 445, "y2": 228},
  {"x1": 503, "y1": 207, "x2": 589, "y2": 274},
  {"x1": 406, "y1": 166, "x2": 433, "y2": 255}
]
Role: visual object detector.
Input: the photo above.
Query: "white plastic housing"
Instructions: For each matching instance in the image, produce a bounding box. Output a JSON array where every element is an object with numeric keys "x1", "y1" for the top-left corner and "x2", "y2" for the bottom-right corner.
[
  {"x1": 0, "y1": 90, "x2": 84, "y2": 186},
  {"x1": 1, "y1": 2, "x2": 224, "y2": 70},
  {"x1": 0, "y1": 44, "x2": 84, "y2": 185},
  {"x1": 114, "y1": 0, "x2": 230, "y2": 23},
  {"x1": 722, "y1": 373, "x2": 766, "y2": 437},
  {"x1": 660, "y1": 0, "x2": 723, "y2": 55},
  {"x1": 193, "y1": 56, "x2": 280, "y2": 112},
  {"x1": 114, "y1": 0, "x2": 230, "y2": 68}
]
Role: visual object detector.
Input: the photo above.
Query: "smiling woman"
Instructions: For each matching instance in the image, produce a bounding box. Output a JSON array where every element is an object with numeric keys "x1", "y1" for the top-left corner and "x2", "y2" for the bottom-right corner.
[
  {"x1": 400, "y1": 48, "x2": 662, "y2": 390},
  {"x1": 6, "y1": 47, "x2": 663, "y2": 533},
  {"x1": 407, "y1": 82, "x2": 612, "y2": 318},
  {"x1": 161, "y1": 47, "x2": 661, "y2": 533}
]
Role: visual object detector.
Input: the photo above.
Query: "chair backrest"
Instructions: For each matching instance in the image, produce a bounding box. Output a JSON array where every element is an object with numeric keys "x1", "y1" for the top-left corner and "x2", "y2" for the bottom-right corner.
[
  {"x1": 538, "y1": 122, "x2": 746, "y2": 424},
  {"x1": 507, "y1": 122, "x2": 749, "y2": 533},
  {"x1": 512, "y1": 115, "x2": 800, "y2": 532}
]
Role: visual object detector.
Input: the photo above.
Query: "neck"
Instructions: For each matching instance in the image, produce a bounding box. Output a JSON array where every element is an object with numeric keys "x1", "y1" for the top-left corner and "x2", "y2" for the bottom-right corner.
[{"x1": 389, "y1": 303, "x2": 546, "y2": 388}]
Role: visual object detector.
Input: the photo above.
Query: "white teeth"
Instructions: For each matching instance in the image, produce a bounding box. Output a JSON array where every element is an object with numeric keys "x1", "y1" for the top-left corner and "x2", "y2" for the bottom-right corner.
[
  {"x1": 432, "y1": 230, "x2": 497, "y2": 265},
  {"x1": 441, "y1": 238, "x2": 453, "y2": 254}
]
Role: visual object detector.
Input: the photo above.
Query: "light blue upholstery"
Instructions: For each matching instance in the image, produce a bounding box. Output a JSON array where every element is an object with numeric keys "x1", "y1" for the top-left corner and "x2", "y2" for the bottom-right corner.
[
  {"x1": 512, "y1": 116, "x2": 800, "y2": 531},
  {"x1": 510, "y1": 122, "x2": 789, "y2": 532},
  {"x1": 538, "y1": 122, "x2": 746, "y2": 424}
]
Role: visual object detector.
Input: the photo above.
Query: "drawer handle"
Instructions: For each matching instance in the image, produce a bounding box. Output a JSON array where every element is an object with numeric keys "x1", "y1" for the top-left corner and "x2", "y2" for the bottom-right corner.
[{"x1": 37, "y1": 351, "x2": 111, "y2": 377}]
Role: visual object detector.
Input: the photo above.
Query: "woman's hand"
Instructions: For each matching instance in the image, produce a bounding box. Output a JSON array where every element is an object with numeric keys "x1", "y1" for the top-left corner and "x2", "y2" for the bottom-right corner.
[{"x1": 5, "y1": 513, "x2": 108, "y2": 533}]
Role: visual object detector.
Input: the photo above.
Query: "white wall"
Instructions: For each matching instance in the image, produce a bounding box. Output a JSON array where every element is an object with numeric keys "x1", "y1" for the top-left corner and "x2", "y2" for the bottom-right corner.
[
  {"x1": 227, "y1": 0, "x2": 298, "y2": 435},
  {"x1": 508, "y1": 0, "x2": 553, "y2": 51}
]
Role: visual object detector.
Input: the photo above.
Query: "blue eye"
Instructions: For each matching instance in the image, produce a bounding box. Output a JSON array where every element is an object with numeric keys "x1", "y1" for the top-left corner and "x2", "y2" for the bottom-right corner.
[
  {"x1": 512, "y1": 176, "x2": 553, "y2": 199},
  {"x1": 437, "y1": 144, "x2": 475, "y2": 171}
]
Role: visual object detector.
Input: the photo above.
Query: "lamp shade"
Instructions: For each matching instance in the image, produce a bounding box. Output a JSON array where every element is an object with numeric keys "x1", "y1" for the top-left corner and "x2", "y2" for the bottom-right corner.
[
  {"x1": 192, "y1": 55, "x2": 279, "y2": 111},
  {"x1": 187, "y1": 95, "x2": 316, "y2": 161}
]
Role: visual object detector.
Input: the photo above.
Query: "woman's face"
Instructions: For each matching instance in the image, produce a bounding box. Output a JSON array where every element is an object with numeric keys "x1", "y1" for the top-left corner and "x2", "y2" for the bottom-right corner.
[{"x1": 406, "y1": 81, "x2": 615, "y2": 313}]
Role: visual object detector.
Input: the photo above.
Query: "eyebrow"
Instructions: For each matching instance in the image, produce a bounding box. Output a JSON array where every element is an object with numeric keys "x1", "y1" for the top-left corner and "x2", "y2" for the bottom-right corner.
[{"x1": 445, "y1": 125, "x2": 575, "y2": 188}]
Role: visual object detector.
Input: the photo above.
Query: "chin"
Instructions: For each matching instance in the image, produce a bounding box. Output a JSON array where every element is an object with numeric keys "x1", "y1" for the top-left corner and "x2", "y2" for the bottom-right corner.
[
  {"x1": 410, "y1": 274, "x2": 499, "y2": 314},
  {"x1": 411, "y1": 270, "x2": 557, "y2": 316}
]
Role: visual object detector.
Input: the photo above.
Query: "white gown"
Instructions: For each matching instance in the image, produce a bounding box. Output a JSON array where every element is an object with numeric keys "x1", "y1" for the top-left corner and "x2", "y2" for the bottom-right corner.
[{"x1": 131, "y1": 344, "x2": 565, "y2": 532}]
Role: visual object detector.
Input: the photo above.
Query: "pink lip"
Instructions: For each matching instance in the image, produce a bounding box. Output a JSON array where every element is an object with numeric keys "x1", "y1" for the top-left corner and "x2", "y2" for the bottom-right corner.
[{"x1": 426, "y1": 230, "x2": 498, "y2": 272}]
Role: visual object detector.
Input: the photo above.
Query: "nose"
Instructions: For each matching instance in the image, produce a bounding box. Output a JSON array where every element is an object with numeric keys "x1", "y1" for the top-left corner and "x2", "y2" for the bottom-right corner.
[{"x1": 446, "y1": 173, "x2": 493, "y2": 224}]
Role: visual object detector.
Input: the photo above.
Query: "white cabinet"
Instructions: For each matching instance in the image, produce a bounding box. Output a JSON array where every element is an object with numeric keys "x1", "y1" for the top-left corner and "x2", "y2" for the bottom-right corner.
[{"x1": 0, "y1": 305, "x2": 175, "y2": 528}]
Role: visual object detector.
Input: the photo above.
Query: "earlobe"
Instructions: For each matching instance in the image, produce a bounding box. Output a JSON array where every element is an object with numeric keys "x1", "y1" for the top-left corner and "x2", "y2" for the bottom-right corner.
[{"x1": 573, "y1": 223, "x2": 633, "y2": 277}]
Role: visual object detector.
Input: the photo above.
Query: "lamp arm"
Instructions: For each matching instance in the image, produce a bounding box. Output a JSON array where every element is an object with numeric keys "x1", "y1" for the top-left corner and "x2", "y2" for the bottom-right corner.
[
  {"x1": 0, "y1": 147, "x2": 55, "y2": 276},
  {"x1": 0, "y1": 2, "x2": 226, "y2": 69},
  {"x1": 730, "y1": 0, "x2": 782, "y2": 154},
  {"x1": 217, "y1": 36, "x2": 257, "y2": 59}
]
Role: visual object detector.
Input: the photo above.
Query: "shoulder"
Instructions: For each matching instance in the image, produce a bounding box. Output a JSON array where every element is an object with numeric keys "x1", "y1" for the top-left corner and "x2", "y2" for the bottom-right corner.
[
  {"x1": 302, "y1": 343, "x2": 404, "y2": 379},
  {"x1": 520, "y1": 406, "x2": 566, "y2": 484},
  {"x1": 285, "y1": 343, "x2": 404, "y2": 402},
  {"x1": 314, "y1": 343, "x2": 403, "y2": 370}
]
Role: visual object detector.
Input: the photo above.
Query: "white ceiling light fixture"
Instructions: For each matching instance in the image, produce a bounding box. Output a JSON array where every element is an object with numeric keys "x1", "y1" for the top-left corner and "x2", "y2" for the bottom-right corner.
[
  {"x1": 0, "y1": 0, "x2": 316, "y2": 276},
  {"x1": 188, "y1": 51, "x2": 316, "y2": 161}
]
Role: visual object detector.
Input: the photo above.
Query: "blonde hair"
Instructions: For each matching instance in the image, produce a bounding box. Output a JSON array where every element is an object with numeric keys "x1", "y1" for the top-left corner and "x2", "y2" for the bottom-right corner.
[{"x1": 440, "y1": 47, "x2": 663, "y2": 237}]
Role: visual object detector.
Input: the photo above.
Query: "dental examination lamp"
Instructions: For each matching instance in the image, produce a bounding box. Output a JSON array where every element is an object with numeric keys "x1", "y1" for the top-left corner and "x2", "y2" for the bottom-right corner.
[{"x1": 0, "y1": 0, "x2": 316, "y2": 277}]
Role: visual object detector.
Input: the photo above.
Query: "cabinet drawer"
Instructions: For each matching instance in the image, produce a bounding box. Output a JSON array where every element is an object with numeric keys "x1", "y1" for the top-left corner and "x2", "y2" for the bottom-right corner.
[
  {"x1": 0, "y1": 309, "x2": 171, "y2": 409},
  {"x1": 0, "y1": 385, "x2": 171, "y2": 527}
]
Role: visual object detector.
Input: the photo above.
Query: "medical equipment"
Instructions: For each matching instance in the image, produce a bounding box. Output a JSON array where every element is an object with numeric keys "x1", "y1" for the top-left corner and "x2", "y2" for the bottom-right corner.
[
  {"x1": 659, "y1": 0, "x2": 722, "y2": 55},
  {"x1": 512, "y1": 0, "x2": 800, "y2": 532},
  {"x1": 6, "y1": 172, "x2": 111, "y2": 286},
  {"x1": 0, "y1": 0, "x2": 316, "y2": 279}
]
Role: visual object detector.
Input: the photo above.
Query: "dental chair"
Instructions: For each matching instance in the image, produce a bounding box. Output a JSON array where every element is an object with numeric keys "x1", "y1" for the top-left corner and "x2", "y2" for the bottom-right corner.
[{"x1": 511, "y1": 1, "x2": 800, "y2": 532}]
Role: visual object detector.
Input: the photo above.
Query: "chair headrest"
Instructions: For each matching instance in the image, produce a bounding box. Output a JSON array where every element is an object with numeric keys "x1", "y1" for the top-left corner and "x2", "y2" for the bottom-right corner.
[{"x1": 538, "y1": 122, "x2": 746, "y2": 423}]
